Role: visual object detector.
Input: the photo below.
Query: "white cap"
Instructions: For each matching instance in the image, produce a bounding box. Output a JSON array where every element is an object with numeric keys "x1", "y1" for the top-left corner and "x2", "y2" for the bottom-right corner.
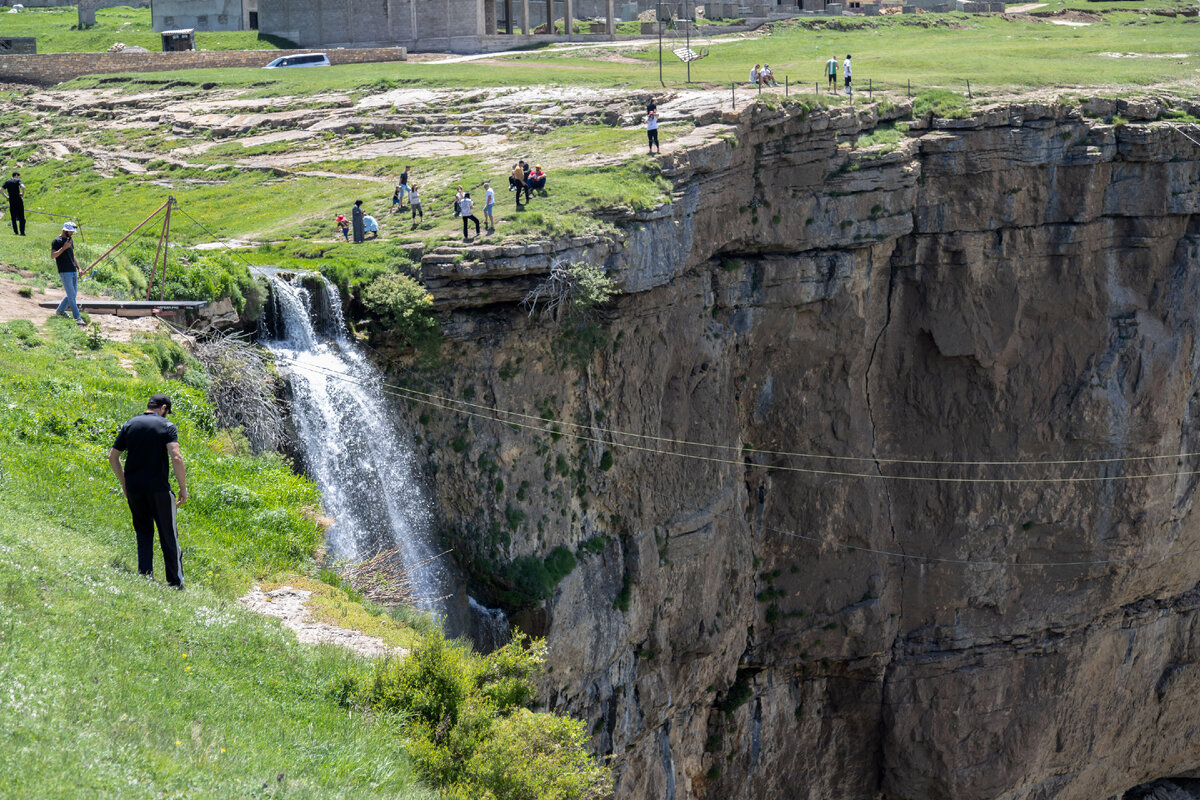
[{"x1": 62, "y1": 222, "x2": 77, "y2": 232}]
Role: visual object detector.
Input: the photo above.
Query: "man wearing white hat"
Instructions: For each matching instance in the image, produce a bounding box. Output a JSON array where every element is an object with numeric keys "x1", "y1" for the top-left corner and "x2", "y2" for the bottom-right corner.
[{"x1": 51, "y1": 221, "x2": 84, "y2": 325}]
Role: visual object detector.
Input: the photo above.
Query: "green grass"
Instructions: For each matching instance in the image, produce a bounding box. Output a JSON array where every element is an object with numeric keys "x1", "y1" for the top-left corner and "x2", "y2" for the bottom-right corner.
[
  {"x1": 4, "y1": 5, "x2": 291, "y2": 53},
  {"x1": 62, "y1": 10, "x2": 1200, "y2": 96},
  {"x1": 0, "y1": 319, "x2": 435, "y2": 798},
  {"x1": 0, "y1": 318, "x2": 325, "y2": 592}
]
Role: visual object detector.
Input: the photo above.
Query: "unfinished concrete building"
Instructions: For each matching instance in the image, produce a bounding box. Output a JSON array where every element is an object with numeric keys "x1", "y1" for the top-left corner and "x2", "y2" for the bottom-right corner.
[{"x1": 151, "y1": 0, "x2": 259, "y2": 32}]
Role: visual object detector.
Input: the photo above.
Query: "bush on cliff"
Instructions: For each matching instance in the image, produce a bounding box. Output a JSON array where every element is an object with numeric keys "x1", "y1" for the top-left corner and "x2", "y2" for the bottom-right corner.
[
  {"x1": 360, "y1": 272, "x2": 440, "y2": 349},
  {"x1": 343, "y1": 631, "x2": 611, "y2": 800}
]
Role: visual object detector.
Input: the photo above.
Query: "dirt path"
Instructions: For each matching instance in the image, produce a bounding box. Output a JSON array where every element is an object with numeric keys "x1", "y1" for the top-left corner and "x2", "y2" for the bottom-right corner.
[
  {"x1": 239, "y1": 585, "x2": 407, "y2": 659},
  {"x1": 0, "y1": 274, "x2": 164, "y2": 342}
]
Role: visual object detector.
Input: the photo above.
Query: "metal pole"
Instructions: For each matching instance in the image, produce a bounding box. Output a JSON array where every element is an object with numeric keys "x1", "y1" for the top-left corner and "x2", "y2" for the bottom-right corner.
[
  {"x1": 732, "y1": 82, "x2": 735, "y2": 108},
  {"x1": 685, "y1": 11, "x2": 691, "y2": 84},
  {"x1": 967, "y1": 79, "x2": 971, "y2": 99},
  {"x1": 159, "y1": 198, "x2": 173, "y2": 302},
  {"x1": 785, "y1": 75, "x2": 788, "y2": 96},
  {"x1": 89, "y1": 198, "x2": 171, "y2": 271},
  {"x1": 148, "y1": 202, "x2": 170, "y2": 301},
  {"x1": 907, "y1": 78, "x2": 911, "y2": 98},
  {"x1": 658, "y1": 17, "x2": 664, "y2": 87},
  {"x1": 868, "y1": 78, "x2": 871, "y2": 100}
]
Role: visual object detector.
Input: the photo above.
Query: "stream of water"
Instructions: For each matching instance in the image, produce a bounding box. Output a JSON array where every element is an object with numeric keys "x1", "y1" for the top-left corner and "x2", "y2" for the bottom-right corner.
[{"x1": 260, "y1": 274, "x2": 445, "y2": 607}]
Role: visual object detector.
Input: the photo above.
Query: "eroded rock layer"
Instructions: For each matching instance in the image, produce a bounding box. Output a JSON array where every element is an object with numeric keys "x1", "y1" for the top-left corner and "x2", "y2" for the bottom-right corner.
[{"x1": 403, "y1": 98, "x2": 1200, "y2": 800}]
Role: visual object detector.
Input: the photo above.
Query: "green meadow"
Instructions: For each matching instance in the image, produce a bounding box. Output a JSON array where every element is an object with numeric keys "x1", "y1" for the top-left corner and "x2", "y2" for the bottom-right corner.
[{"x1": 3, "y1": 5, "x2": 289, "y2": 53}]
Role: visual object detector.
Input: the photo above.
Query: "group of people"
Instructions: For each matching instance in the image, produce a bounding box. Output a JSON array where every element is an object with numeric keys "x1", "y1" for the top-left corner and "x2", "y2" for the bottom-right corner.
[
  {"x1": 508, "y1": 160, "x2": 548, "y2": 207},
  {"x1": 748, "y1": 56, "x2": 854, "y2": 94},
  {"x1": 336, "y1": 200, "x2": 382, "y2": 243},
  {"x1": 331, "y1": 160, "x2": 555, "y2": 243},
  {"x1": 826, "y1": 54, "x2": 853, "y2": 94},
  {"x1": 749, "y1": 64, "x2": 780, "y2": 88}
]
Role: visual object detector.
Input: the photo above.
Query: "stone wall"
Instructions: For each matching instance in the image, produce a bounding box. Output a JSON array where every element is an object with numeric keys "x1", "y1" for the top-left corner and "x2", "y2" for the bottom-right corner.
[
  {"x1": 257, "y1": 0, "x2": 485, "y2": 50},
  {"x1": 0, "y1": 46, "x2": 407, "y2": 85}
]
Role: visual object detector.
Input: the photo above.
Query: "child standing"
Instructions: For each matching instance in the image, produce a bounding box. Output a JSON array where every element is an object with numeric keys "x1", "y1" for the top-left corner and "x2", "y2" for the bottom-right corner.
[
  {"x1": 335, "y1": 214, "x2": 349, "y2": 241},
  {"x1": 483, "y1": 182, "x2": 495, "y2": 230}
]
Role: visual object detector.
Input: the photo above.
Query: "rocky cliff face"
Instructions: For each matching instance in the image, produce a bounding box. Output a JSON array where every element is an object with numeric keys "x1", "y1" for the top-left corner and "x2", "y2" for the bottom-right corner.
[{"x1": 398, "y1": 95, "x2": 1200, "y2": 800}]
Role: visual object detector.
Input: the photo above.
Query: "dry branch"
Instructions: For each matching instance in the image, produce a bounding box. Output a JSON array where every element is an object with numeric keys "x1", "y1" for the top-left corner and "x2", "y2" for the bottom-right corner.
[
  {"x1": 339, "y1": 547, "x2": 452, "y2": 607},
  {"x1": 193, "y1": 332, "x2": 285, "y2": 454}
]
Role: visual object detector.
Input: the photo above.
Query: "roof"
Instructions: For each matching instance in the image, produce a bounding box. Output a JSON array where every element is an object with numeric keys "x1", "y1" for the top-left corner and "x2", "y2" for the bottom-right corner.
[{"x1": 161, "y1": 29, "x2": 195, "y2": 36}]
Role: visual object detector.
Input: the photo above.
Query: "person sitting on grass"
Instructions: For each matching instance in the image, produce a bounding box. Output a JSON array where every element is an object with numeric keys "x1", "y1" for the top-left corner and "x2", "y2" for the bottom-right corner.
[
  {"x1": 528, "y1": 165, "x2": 547, "y2": 193},
  {"x1": 749, "y1": 64, "x2": 762, "y2": 86},
  {"x1": 761, "y1": 64, "x2": 779, "y2": 87}
]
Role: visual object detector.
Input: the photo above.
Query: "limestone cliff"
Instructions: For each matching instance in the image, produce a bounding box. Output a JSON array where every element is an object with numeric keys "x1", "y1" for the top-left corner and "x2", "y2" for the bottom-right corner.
[{"x1": 398, "y1": 95, "x2": 1200, "y2": 800}]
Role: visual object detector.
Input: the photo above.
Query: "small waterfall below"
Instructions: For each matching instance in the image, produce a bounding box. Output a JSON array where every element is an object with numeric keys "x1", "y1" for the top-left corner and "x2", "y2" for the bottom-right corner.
[{"x1": 261, "y1": 274, "x2": 445, "y2": 607}]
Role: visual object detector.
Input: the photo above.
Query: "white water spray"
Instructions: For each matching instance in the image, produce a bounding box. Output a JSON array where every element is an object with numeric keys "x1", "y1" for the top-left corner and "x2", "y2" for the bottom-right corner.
[{"x1": 261, "y1": 274, "x2": 445, "y2": 607}]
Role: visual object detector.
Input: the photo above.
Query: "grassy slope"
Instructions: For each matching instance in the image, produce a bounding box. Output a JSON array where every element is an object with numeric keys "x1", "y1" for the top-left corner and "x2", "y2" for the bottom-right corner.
[
  {"x1": 5, "y1": 5, "x2": 287, "y2": 53},
  {"x1": 0, "y1": 318, "x2": 432, "y2": 798}
]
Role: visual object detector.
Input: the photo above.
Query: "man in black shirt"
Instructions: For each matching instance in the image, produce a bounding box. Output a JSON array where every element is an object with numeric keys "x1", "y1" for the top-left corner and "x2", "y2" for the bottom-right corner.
[
  {"x1": 51, "y1": 221, "x2": 85, "y2": 325},
  {"x1": 2, "y1": 171, "x2": 24, "y2": 236},
  {"x1": 109, "y1": 394, "x2": 189, "y2": 588}
]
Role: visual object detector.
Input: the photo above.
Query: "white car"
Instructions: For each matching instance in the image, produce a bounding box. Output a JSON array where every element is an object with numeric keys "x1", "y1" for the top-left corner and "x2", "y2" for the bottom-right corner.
[{"x1": 263, "y1": 53, "x2": 330, "y2": 69}]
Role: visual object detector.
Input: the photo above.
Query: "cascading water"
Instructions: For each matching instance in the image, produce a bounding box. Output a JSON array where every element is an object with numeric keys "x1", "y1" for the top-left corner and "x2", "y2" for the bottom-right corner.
[{"x1": 260, "y1": 274, "x2": 446, "y2": 608}]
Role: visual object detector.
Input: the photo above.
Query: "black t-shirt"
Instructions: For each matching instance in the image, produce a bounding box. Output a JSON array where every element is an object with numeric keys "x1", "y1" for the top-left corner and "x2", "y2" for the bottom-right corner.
[
  {"x1": 400, "y1": 170, "x2": 408, "y2": 186},
  {"x1": 2, "y1": 178, "x2": 21, "y2": 203},
  {"x1": 51, "y1": 236, "x2": 76, "y2": 274},
  {"x1": 113, "y1": 412, "x2": 178, "y2": 493}
]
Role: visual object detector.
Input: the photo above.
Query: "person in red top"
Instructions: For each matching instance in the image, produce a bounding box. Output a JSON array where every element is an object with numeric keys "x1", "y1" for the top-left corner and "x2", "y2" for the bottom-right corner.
[{"x1": 109, "y1": 394, "x2": 189, "y2": 589}]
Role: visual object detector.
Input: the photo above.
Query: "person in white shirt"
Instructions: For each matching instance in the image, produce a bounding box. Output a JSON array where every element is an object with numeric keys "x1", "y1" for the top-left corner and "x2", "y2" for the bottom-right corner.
[
  {"x1": 460, "y1": 192, "x2": 480, "y2": 241},
  {"x1": 646, "y1": 109, "x2": 660, "y2": 155},
  {"x1": 750, "y1": 64, "x2": 761, "y2": 86},
  {"x1": 762, "y1": 64, "x2": 778, "y2": 87},
  {"x1": 826, "y1": 55, "x2": 838, "y2": 91},
  {"x1": 483, "y1": 182, "x2": 495, "y2": 230},
  {"x1": 843, "y1": 54, "x2": 852, "y2": 95},
  {"x1": 408, "y1": 186, "x2": 423, "y2": 224}
]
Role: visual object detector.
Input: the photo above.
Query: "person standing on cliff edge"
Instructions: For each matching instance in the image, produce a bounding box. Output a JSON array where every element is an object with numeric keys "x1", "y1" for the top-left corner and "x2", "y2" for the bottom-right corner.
[
  {"x1": 109, "y1": 394, "x2": 189, "y2": 589},
  {"x1": 843, "y1": 54, "x2": 853, "y2": 96},
  {"x1": 826, "y1": 55, "x2": 838, "y2": 92},
  {"x1": 3, "y1": 171, "x2": 25, "y2": 236}
]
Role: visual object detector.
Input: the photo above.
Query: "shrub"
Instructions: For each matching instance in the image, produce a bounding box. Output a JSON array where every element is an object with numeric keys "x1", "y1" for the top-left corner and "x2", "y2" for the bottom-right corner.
[
  {"x1": 360, "y1": 272, "x2": 439, "y2": 348},
  {"x1": 344, "y1": 630, "x2": 610, "y2": 800}
]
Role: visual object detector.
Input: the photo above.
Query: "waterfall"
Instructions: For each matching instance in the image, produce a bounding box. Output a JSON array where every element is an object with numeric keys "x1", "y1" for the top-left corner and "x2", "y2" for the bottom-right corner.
[{"x1": 260, "y1": 274, "x2": 445, "y2": 608}]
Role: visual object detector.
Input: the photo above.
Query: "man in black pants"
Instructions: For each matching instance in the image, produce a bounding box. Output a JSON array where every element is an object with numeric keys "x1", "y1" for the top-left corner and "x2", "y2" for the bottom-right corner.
[
  {"x1": 108, "y1": 394, "x2": 189, "y2": 589},
  {"x1": 3, "y1": 171, "x2": 25, "y2": 236}
]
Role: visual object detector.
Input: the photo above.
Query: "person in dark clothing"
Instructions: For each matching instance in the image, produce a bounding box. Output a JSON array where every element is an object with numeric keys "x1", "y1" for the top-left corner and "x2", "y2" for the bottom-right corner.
[
  {"x1": 351, "y1": 200, "x2": 365, "y2": 243},
  {"x1": 460, "y1": 192, "x2": 481, "y2": 241},
  {"x1": 51, "y1": 221, "x2": 84, "y2": 325},
  {"x1": 3, "y1": 171, "x2": 25, "y2": 236},
  {"x1": 108, "y1": 394, "x2": 189, "y2": 589}
]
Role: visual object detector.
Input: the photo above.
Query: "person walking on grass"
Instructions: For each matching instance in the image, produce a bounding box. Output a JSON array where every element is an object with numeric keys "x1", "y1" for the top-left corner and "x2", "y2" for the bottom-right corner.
[
  {"x1": 51, "y1": 221, "x2": 85, "y2": 326},
  {"x1": 409, "y1": 186, "x2": 423, "y2": 224},
  {"x1": 460, "y1": 192, "x2": 480, "y2": 241},
  {"x1": 510, "y1": 163, "x2": 528, "y2": 208},
  {"x1": 826, "y1": 55, "x2": 838, "y2": 92},
  {"x1": 108, "y1": 394, "x2": 188, "y2": 590},
  {"x1": 647, "y1": 108, "x2": 660, "y2": 155},
  {"x1": 483, "y1": 182, "x2": 495, "y2": 231},
  {"x1": 3, "y1": 171, "x2": 25, "y2": 236},
  {"x1": 843, "y1": 54, "x2": 852, "y2": 96}
]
